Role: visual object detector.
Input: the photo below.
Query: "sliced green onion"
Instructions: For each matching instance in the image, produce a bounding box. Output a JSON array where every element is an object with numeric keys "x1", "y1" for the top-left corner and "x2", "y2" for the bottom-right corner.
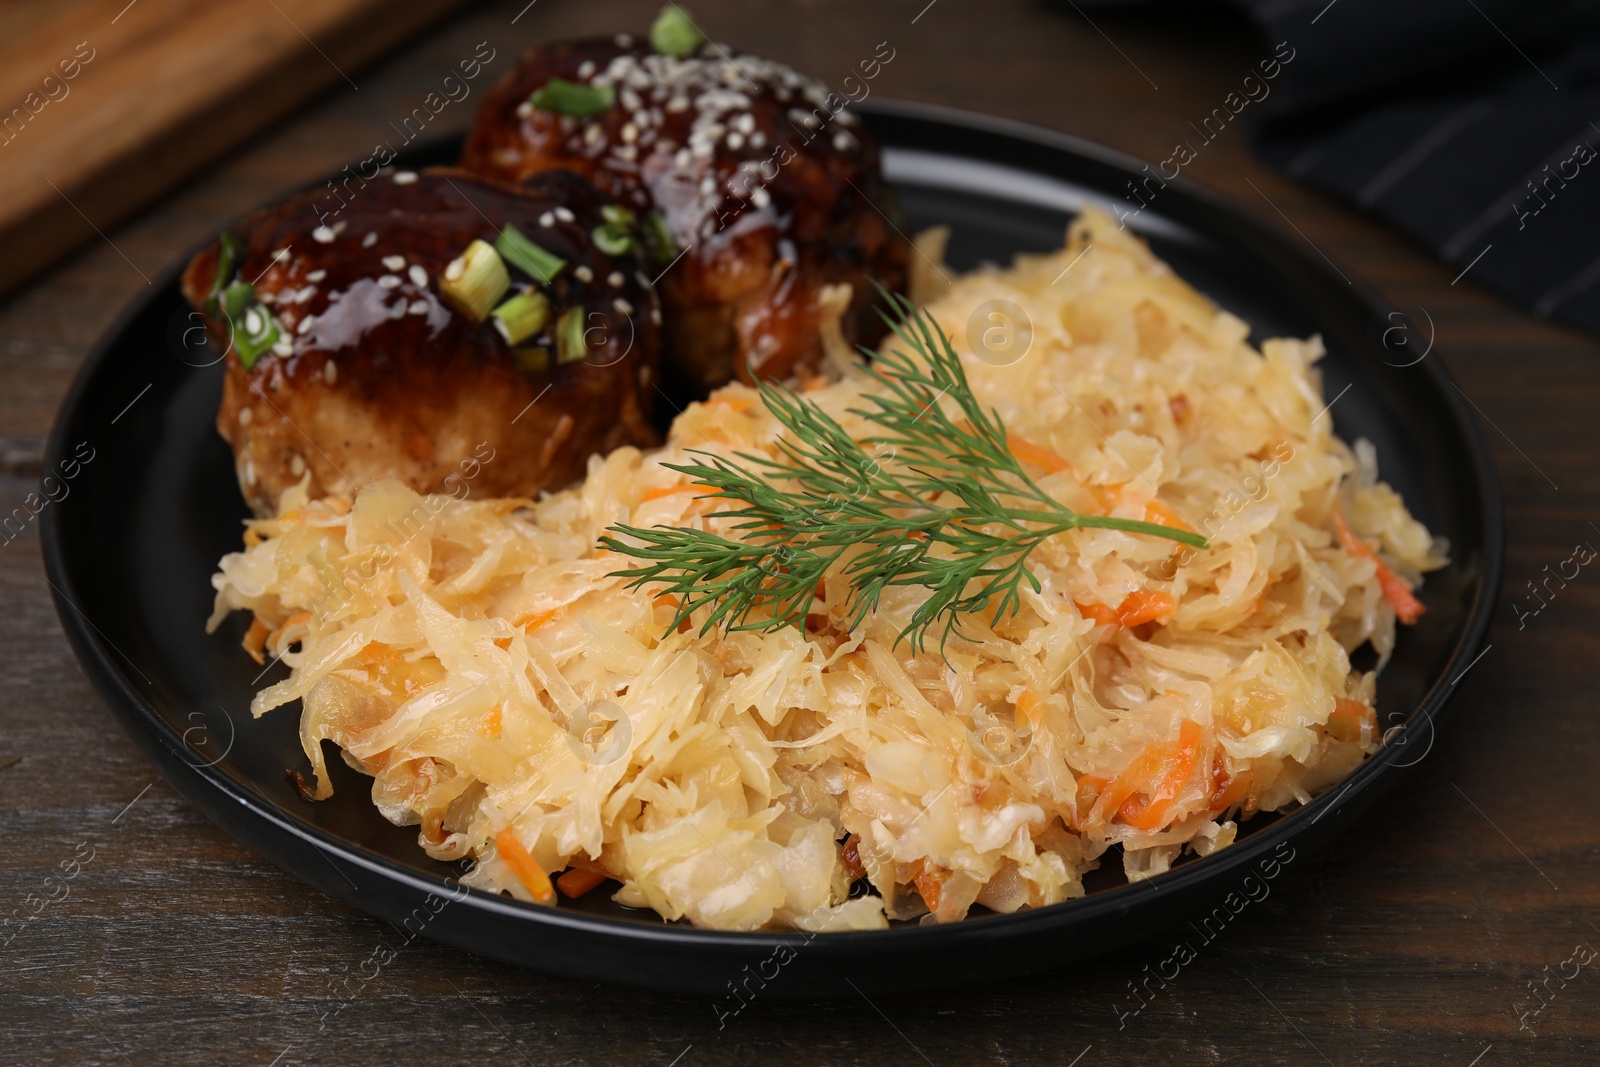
[
  {"x1": 440, "y1": 239, "x2": 511, "y2": 321},
  {"x1": 640, "y1": 211, "x2": 677, "y2": 265},
  {"x1": 220, "y1": 281, "x2": 254, "y2": 320},
  {"x1": 556, "y1": 306, "x2": 588, "y2": 364},
  {"x1": 592, "y1": 223, "x2": 633, "y2": 256},
  {"x1": 601, "y1": 204, "x2": 637, "y2": 228},
  {"x1": 512, "y1": 347, "x2": 551, "y2": 375},
  {"x1": 205, "y1": 231, "x2": 244, "y2": 316},
  {"x1": 491, "y1": 290, "x2": 551, "y2": 346},
  {"x1": 650, "y1": 5, "x2": 705, "y2": 58},
  {"x1": 496, "y1": 224, "x2": 567, "y2": 284},
  {"x1": 528, "y1": 78, "x2": 616, "y2": 118},
  {"x1": 233, "y1": 305, "x2": 278, "y2": 370}
]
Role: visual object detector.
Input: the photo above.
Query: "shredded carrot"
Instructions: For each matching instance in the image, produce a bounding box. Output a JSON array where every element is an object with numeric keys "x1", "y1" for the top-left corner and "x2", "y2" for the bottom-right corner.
[
  {"x1": 1124, "y1": 720, "x2": 1205, "y2": 830},
  {"x1": 1075, "y1": 599, "x2": 1120, "y2": 628},
  {"x1": 1005, "y1": 432, "x2": 1074, "y2": 475},
  {"x1": 556, "y1": 867, "x2": 608, "y2": 898},
  {"x1": 910, "y1": 859, "x2": 944, "y2": 913},
  {"x1": 356, "y1": 641, "x2": 398, "y2": 665},
  {"x1": 267, "y1": 611, "x2": 312, "y2": 651},
  {"x1": 639, "y1": 483, "x2": 712, "y2": 503},
  {"x1": 481, "y1": 704, "x2": 502, "y2": 737},
  {"x1": 1332, "y1": 512, "x2": 1425, "y2": 624},
  {"x1": 1015, "y1": 688, "x2": 1043, "y2": 729},
  {"x1": 1086, "y1": 484, "x2": 1123, "y2": 514},
  {"x1": 1143, "y1": 499, "x2": 1196, "y2": 534},
  {"x1": 495, "y1": 829, "x2": 555, "y2": 903},
  {"x1": 706, "y1": 393, "x2": 758, "y2": 413},
  {"x1": 1328, "y1": 696, "x2": 1375, "y2": 742},
  {"x1": 1090, "y1": 748, "x2": 1164, "y2": 825},
  {"x1": 514, "y1": 609, "x2": 559, "y2": 633},
  {"x1": 1207, "y1": 754, "x2": 1251, "y2": 815},
  {"x1": 1116, "y1": 589, "x2": 1178, "y2": 627},
  {"x1": 242, "y1": 618, "x2": 270, "y2": 665}
]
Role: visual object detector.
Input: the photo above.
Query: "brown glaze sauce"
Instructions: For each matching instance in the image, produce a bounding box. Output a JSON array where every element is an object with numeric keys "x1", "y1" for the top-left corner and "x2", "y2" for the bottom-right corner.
[{"x1": 460, "y1": 37, "x2": 909, "y2": 393}]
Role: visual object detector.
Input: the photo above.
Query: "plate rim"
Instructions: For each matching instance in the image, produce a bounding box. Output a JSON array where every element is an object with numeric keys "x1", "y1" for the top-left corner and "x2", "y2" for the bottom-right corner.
[{"x1": 40, "y1": 97, "x2": 1504, "y2": 957}]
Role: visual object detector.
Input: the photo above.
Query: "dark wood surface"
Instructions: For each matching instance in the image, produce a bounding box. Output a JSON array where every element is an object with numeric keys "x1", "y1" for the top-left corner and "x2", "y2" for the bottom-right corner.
[{"x1": 2, "y1": 1, "x2": 1596, "y2": 1064}]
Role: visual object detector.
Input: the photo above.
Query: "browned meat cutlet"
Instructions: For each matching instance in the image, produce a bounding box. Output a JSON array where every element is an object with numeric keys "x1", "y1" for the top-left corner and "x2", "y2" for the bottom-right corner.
[
  {"x1": 180, "y1": 167, "x2": 661, "y2": 516},
  {"x1": 459, "y1": 33, "x2": 909, "y2": 397}
]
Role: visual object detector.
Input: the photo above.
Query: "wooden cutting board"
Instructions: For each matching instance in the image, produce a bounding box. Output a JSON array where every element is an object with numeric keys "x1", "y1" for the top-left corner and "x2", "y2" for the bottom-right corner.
[{"x1": 0, "y1": 0, "x2": 470, "y2": 297}]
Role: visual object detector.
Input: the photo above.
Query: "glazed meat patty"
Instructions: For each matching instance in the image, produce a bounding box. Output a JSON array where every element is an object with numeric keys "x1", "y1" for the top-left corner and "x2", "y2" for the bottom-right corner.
[
  {"x1": 180, "y1": 167, "x2": 661, "y2": 516},
  {"x1": 459, "y1": 32, "x2": 910, "y2": 396}
]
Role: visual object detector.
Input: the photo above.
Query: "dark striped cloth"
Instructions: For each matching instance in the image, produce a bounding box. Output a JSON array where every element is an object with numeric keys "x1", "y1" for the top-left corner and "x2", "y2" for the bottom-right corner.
[{"x1": 1069, "y1": 0, "x2": 1600, "y2": 333}]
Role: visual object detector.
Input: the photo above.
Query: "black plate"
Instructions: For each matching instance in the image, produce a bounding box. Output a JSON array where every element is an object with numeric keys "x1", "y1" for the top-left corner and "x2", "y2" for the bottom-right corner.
[{"x1": 42, "y1": 100, "x2": 1502, "y2": 997}]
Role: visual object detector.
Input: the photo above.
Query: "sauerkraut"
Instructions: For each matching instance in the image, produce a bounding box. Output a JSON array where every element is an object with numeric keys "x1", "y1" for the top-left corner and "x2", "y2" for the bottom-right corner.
[{"x1": 209, "y1": 208, "x2": 1446, "y2": 931}]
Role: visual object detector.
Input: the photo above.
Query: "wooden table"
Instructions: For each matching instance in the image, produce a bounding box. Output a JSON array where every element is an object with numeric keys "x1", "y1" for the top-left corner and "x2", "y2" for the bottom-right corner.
[{"x1": 2, "y1": 1, "x2": 1595, "y2": 1063}]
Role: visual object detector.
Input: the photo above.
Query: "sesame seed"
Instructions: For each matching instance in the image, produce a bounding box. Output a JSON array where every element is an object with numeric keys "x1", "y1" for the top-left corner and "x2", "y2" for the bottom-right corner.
[
  {"x1": 407, "y1": 299, "x2": 429, "y2": 315},
  {"x1": 244, "y1": 308, "x2": 264, "y2": 333},
  {"x1": 608, "y1": 271, "x2": 625, "y2": 287},
  {"x1": 667, "y1": 96, "x2": 689, "y2": 113},
  {"x1": 578, "y1": 60, "x2": 596, "y2": 79},
  {"x1": 387, "y1": 301, "x2": 407, "y2": 319},
  {"x1": 258, "y1": 291, "x2": 276, "y2": 305},
  {"x1": 833, "y1": 130, "x2": 857, "y2": 152},
  {"x1": 239, "y1": 408, "x2": 252, "y2": 425},
  {"x1": 727, "y1": 131, "x2": 744, "y2": 150},
  {"x1": 271, "y1": 339, "x2": 292, "y2": 357},
  {"x1": 312, "y1": 226, "x2": 335, "y2": 244},
  {"x1": 382, "y1": 255, "x2": 406, "y2": 271},
  {"x1": 575, "y1": 265, "x2": 594, "y2": 283},
  {"x1": 735, "y1": 113, "x2": 755, "y2": 134},
  {"x1": 408, "y1": 265, "x2": 427, "y2": 287},
  {"x1": 244, "y1": 460, "x2": 256, "y2": 486},
  {"x1": 650, "y1": 305, "x2": 662, "y2": 325},
  {"x1": 584, "y1": 124, "x2": 602, "y2": 146},
  {"x1": 674, "y1": 148, "x2": 691, "y2": 169},
  {"x1": 613, "y1": 297, "x2": 634, "y2": 315},
  {"x1": 290, "y1": 455, "x2": 306, "y2": 476},
  {"x1": 621, "y1": 123, "x2": 638, "y2": 144},
  {"x1": 363, "y1": 232, "x2": 378, "y2": 248},
  {"x1": 516, "y1": 101, "x2": 534, "y2": 120},
  {"x1": 379, "y1": 275, "x2": 401, "y2": 289},
  {"x1": 444, "y1": 257, "x2": 465, "y2": 281},
  {"x1": 555, "y1": 206, "x2": 575, "y2": 223},
  {"x1": 295, "y1": 285, "x2": 317, "y2": 303},
  {"x1": 393, "y1": 170, "x2": 418, "y2": 184},
  {"x1": 324, "y1": 361, "x2": 338, "y2": 384},
  {"x1": 297, "y1": 315, "x2": 315, "y2": 335},
  {"x1": 751, "y1": 187, "x2": 771, "y2": 209},
  {"x1": 750, "y1": 131, "x2": 766, "y2": 148},
  {"x1": 539, "y1": 211, "x2": 555, "y2": 227},
  {"x1": 621, "y1": 88, "x2": 641, "y2": 112},
  {"x1": 307, "y1": 269, "x2": 327, "y2": 282}
]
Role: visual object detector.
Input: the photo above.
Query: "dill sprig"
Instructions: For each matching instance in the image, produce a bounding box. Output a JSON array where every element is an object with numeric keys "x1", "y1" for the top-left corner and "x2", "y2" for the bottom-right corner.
[{"x1": 599, "y1": 290, "x2": 1208, "y2": 652}]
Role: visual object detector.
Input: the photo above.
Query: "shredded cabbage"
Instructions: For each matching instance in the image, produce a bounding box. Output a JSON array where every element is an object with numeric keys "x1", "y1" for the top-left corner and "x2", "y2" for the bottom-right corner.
[{"x1": 208, "y1": 208, "x2": 1446, "y2": 930}]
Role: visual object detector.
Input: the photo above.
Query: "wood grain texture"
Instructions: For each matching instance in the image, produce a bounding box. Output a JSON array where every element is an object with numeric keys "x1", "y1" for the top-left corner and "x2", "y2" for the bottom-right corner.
[
  {"x1": 1, "y1": 0, "x2": 1597, "y2": 1064},
  {"x1": 0, "y1": 0, "x2": 469, "y2": 297}
]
